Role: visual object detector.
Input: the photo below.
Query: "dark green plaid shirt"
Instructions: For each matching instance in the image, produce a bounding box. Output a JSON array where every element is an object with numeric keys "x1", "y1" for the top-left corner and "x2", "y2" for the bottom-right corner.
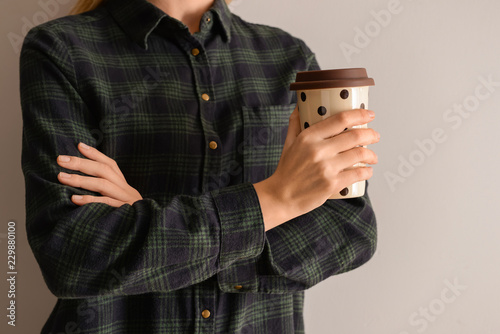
[{"x1": 20, "y1": 0, "x2": 377, "y2": 332}]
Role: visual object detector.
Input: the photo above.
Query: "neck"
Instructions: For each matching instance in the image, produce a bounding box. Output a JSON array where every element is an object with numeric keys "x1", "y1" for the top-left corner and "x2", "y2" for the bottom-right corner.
[{"x1": 148, "y1": 0, "x2": 215, "y2": 34}]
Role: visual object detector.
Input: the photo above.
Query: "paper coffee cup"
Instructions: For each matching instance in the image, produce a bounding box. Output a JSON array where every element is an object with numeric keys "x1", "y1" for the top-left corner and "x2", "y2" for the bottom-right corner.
[{"x1": 290, "y1": 68, "x2": 375, "y2": 199}]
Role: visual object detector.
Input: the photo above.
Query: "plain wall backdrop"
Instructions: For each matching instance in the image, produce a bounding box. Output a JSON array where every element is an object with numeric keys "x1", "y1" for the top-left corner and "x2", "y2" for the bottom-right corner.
[{"x1": 2, "y1": 0, "x2": 500, "y2": 333}]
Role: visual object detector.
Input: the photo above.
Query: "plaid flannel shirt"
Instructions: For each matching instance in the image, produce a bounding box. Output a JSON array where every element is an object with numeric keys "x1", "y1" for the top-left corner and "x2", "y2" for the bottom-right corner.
[{"x1": 20, "y1": 0, "x2": 377, "y2": 332}]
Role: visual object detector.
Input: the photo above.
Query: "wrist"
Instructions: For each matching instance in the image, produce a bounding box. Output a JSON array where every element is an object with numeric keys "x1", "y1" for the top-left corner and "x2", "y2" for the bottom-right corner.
[{"x1": 253, "y1": 175, "x2": 295, "y2": 231}]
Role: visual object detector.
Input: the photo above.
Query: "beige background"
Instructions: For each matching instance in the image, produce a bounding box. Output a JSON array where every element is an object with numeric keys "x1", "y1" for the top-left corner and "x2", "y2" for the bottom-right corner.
[{"x1": 2, "y1": 0, "x2": 500, "y2": 333}]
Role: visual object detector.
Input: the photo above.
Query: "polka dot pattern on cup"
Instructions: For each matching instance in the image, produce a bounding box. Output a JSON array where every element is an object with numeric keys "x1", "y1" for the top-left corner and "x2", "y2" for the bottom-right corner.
[
  {"x1": 340, "y1": 89, "x2": 349, "y2": 99},
  {"x1": 301, "y1": 92, "x2": 307, "y2": 102},
  {"x1": 317, "y1": 106, "x2": 327, "y2": 116},
  {"x1": 304, "y1": 122, "x2": 310, "y2": 129},
  {"x1": 340, "y1": 188, "x2": 349, "y2": 196}
]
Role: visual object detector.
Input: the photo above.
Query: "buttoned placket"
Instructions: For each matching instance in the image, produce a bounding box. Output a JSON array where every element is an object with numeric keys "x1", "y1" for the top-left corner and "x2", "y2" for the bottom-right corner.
[
  {"x1": 187, "y1": 23, "x2": 221, "y2": 193},
  {"x1": 185, "y1": 12, "x2": 219, "y2": 333},
  {"x1": 196, "y1": 10, "x2": 248, "y2": 299}
]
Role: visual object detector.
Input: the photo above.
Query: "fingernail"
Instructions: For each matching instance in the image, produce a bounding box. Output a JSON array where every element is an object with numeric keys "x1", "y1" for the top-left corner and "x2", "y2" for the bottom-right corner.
[
  {"x1": 59, "y1": 172, "x2": 72, "y2": 178},
  {"x1": 367, "y1": 110, "x2": 375, "y2": 118},
  {"x1": 58, "y1": 155, "x2": 70, "y2": 162},
  {"x1": 79, "y1": 142, "x2": 91, "y2": 149},
  {"x1": 72, "y1": 195, "x2": 83, "y2": 200}
]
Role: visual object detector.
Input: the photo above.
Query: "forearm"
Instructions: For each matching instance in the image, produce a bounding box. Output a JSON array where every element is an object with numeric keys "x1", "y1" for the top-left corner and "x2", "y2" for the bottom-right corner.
[
  {"x1": 217, "y1": 188, "x2": 377, "y2": 293},
  {"x1": 265, "y1": 189, "x2": 377, "y2": 280},
  {"x1": 24, "y1": 172, "x2": 265, "y2": 297}
]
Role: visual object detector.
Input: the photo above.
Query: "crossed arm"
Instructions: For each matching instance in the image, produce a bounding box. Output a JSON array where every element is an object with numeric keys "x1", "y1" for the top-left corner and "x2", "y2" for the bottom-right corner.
[{"x1": 57, "y1": 107, "x2": 379, "y2": 232}]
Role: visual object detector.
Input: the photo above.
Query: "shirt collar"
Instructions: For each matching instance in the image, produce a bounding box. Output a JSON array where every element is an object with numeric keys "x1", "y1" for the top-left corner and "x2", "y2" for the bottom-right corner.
[
  {"x1": 104, "y1": 0, "x2": 232, "y2": 50},
  {"x1": 209, "y1": 0, "x2": 232, "y2": 42}
]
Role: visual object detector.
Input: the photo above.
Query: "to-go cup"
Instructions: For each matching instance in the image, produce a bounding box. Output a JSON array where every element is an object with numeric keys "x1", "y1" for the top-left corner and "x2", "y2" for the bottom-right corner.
[{"x1": 290, "y1": 68, "x2": 375, "y2": 199}]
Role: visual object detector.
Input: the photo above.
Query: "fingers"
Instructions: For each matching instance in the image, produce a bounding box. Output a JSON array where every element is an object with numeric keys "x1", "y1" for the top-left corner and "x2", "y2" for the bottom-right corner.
[
  {"x1": 308, "y1": 109, "x2": 375, "y2": 139},
  {"x1": 57, "y1": 154, "x2": 125, "y2": 188},
  {"x1": 337, "y1": 147, "x2": 378, "y2": 167},
  {"x1": 71, "y1": 194, "x2": 126, "y2": 207},
  {"x1": 56, "y1": 143, "x2": 143, "y2": 206},
  {"x1": 283, "y1": 107, "x2": 301, "y2": 151},
  {"x1": 327, "y1": 127, "x2": 380, "y2": 153},
  {"x1": 313, "y1": 146, "x2": 377, "y2": 178},
  {"x1": 77, "y1": 143, "x2": 125, "y2": 180},
  {"x1": 57, "y1": 172, "x2": 131, "y2": 202},
  {"x1": 338, "y1": 166, "x2": 374, "y2": 186}
]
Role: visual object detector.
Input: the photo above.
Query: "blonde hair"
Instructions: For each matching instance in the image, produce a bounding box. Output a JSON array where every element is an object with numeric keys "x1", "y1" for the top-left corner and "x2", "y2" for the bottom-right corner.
[
  {"x1": 69, "y1": 0, "x2": 103, "y2": 15},
  {"x1": 70, "y1": 0, "x2": 233, "y2": 15}
]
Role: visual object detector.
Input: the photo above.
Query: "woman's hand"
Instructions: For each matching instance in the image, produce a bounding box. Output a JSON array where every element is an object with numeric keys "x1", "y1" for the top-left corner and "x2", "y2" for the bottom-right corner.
[
  {"x1": 57, "y1": 142, "x2": 143, "y2": 207},
  {"x1": 253, "y1": 107, "x2": 380, "y2": 231}
]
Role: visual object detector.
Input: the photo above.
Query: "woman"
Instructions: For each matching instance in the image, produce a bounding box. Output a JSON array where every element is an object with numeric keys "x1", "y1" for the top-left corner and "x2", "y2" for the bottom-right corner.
[{"x1": 20, "y1": 0, "x2": 379, "y2": 332}]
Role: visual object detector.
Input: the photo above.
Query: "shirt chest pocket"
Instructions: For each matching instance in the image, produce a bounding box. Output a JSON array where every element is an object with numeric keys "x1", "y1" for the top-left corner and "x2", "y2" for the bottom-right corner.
[{"x1": 241, "y1": 105, "x2": 295, "y2": 184}]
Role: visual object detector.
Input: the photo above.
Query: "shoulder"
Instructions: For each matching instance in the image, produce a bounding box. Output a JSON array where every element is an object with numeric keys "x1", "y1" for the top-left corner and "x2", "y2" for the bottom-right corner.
[
  {"x1": 20, "y1": 7, "x2": 115, "y2": 80},
  {"x1": 229, "y1": 14, "x2": 317, "y2": 67},
  {"x1": 229, "y1": 14, "x2": 315, "y2": 60},
  {"x1": 22, "y1": 6, "x2": 111, "y2": 48},
  {"x1": 231, "y1": 14, "x2": 307, "y2": 43}
]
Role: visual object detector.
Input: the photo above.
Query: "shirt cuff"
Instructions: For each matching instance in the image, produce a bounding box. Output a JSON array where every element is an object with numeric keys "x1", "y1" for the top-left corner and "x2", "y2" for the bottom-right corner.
[{"x1": 211, "y1": 183, "x2": 265, "y2": 270}]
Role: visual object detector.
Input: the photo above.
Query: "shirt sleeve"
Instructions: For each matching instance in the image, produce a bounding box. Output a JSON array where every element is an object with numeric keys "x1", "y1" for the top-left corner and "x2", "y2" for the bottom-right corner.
[
  {"x1": 20, "y1": 27, "x2": 265, "y2": 298},
  {"x1": 216, "y1": 40, "x2": 377, "y2": 294}
]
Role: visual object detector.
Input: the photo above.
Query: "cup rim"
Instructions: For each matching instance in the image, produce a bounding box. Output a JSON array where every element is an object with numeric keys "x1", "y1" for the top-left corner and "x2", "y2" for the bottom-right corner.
[{"x1": 290, "y1": 68, "x2": 375, "y2": 91}]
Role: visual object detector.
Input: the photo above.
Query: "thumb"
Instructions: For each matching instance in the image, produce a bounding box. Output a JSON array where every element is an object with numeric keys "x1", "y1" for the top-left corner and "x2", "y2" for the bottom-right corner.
[{"x1": 283, "y1": 106, "x2": 301, "y2": 150}]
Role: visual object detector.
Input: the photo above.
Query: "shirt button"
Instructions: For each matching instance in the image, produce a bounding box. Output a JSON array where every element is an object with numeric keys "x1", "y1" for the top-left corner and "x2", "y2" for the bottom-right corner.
[
  {"x1": 209, "y1": 141, "x2": 218, "y2": 150},
  {"x1": 234, "y1": 285, "x2": 243, "y2": 290},
  {"x1": 202, "y1": 309, "x2": 211, "y2": 319},
  {"x1": 191, "y1": 48, "x2": 200, "y2": 56},
  {"x1": 201, "y1": 93, "x2": 210, "y2": 101}
]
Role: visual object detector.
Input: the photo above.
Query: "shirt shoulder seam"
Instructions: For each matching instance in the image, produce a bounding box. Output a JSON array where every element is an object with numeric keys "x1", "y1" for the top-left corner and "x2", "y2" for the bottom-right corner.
[{"x1": 27, "y1": 8, "x2": 111, "y2": 34}]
